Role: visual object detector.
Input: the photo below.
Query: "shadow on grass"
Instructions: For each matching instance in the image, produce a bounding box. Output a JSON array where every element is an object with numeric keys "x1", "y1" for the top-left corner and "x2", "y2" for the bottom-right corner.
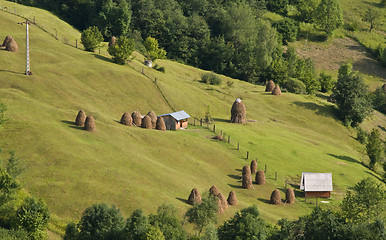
[
  {"x1": 379, "y1": 125, "x2": 386, "y2": 132},
  {"x1": 228, "y1": 174, "x2": 241, "y2": 180},
  {"x1": 257, "y1": 198, "x2": 271, "y2": 204},
  {"x1": 235, "y1": 168, "x2": 242, "y2": 172},
  {"x1": 228, "y1": 184, "x2": 243, "y2": 189},
  {"x1": 213, "y1": 118, "x2": 230, "y2": 123},
  {"x1": 365, "y1": 171, "x2": 383, "y2": 182},
  {"x1": 93, "y1": 54, "x2": 113, "y2": 63},
  {"x1": 292, "y1": 101, "x2": 336, "y2": 118},
  {"x1": 327, "y1": 153, "x2": 360, "y2": 164},
  {"x1": 61, "y1": 120, "x2": 84, "y2": 130},
  {"x1": 176, "y1": 197, "x2": 189, "y2": 205},
  {"x1": 0, "y1": 69, "x2": 25, "y2": 75}
]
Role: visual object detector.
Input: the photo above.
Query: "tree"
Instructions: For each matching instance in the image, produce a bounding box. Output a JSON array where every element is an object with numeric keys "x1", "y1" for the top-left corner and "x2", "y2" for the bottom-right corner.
[
  {"x1": 295, "y1": 0, "x2": 319, "y2": 23},
  {"x1": 333, "y1": 64, "x2": 372, "y2": 126},
  {"x1": 108, "y1": 37, "x2": 135, "y2": 64},
  {"x1": 366, "y1": 129, "x2": 383, "y2": 170},
  {"x1": 273, "y1": 18, "x2": 299, "y2": 44},
  {"x1": 6, "y1": 151, "x2": 24, "y2": 179},
  {"x1": 16, "y1": 197, "x2": 50, "y2": 240},
  {"x1": 371, "y1": 87, "x2": 386, "y2": 114},
  {"x1": 218, "y1": 205, "x2": 267, "y2": 240},
  {"x1": 185, "y1": 196, "x2": 218, "y2": 236},
  {"x1": 266, "y1": 0, "x2": 289, "y2": 15},
  {"x1": 77, "y1": 203, "x2": 125, "y2": 240},
  {"x1": 303, "y1": 207, "x2": 344, "y2": 240},
  {"x1": 96, "y1": 0, "x2": 131, "y2": 38},
  {"x1": 294, "y1": 58, "x2": 319, "y2": 94},
  {"x1": 81, "y1": 26, "x2": 104, "y2": 52},
  {"x1": 145, "y1": 226, "x2": 165, "y2": 240},
  {"x1": 363, "y1": 7, "x2": 380, "y2": 32},
  {"x1": 144, "y1": 37, "x2": 167, "y2": 62},
  {"x1": 319, "y1": 72, "x2": 334, "y2": 93},
  {"x1": 200, "y1": 224, "x2": 218, "y2": 240},
  {"x1": 314, "y1": 0, "x2": 343, "y2": 35},
  {"x1": 124, "y1": 209, "x2": 149, "y2": 240},
  {"x1": 340, "y1": 178, "x2": 386, "y2": 223}
]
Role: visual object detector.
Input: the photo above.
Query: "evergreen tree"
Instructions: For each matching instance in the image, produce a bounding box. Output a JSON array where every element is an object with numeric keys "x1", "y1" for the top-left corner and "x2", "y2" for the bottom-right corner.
[{"x1": 366, "y1": 129, "x2": 383, "y2": 170}]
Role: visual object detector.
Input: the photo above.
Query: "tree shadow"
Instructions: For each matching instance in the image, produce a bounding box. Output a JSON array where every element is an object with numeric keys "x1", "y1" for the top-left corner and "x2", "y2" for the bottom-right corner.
[
  {"x1": 363, "y1": 0, "x2": 382, "y2": 7},
  {"x1": 93, "y1": 54, "x2": 113, "y2": 63},
  {"x1": 228, "y1": 184, "x2": 243, "y2": 189},
  {"x1": 257, "y1": 198, "x2": 271, "y2": 204},
  {"x1": 176, "y1": 197, "x2": 189, "y2": 205},
  {"x1": 292, "y1": 101, "x2": 336, "y2": 118},
  {"x1": 0, "y1": 69, "x2": 25, "y2": 75},
  {"x1": 327, "y1": 153, "x2": 360, "y2": 164},
  {"x1": 352, "y1": 57, "x2": 386, "y2": 80},
  {"x1": 378, "y1": 125, "x2": 386, "y2": 132},
  {"x1": 213, "y1": 118, "x2": 230, "y2": 123},
  {"x1": 228, "y1": 174, "x2": 241, "y2": 180},
  {"x1": 365, "y1": 171, "x2": 383, "y2": 182}
]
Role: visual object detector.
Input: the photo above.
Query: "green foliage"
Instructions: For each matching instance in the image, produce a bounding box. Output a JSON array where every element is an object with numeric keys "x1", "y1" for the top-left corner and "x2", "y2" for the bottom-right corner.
[
  {"x1": 200, "y1": 224, "x2": 218, "y2": 240},
  {"x1": 283, "y1": 78, "x2": 306, "y2": 94},
  {"x1": 16, "y1": 197, "x2": 50, "y2": 240},
  {"x1": 185, "y1": 196, "x2": 218, "y2": 235},
  {"x1": 153, "y1": 64, "x2": 166, "y2": 73},
  {"x1": 266, "y1": 0, "x2": 289, "y2": 15},
  {"x1": 366, "y1": 129, "x2": 383, "y2": 170},
  {"x1": 124, "y1": 209, "x2": 149, "y2": 240},
  {"x1": 81, "y1": 26, "x2": 103, "y2": 52},
  {"x1": 97, "y1": 0, "x2": 131, "y2": 38},
  {"x1": 303, "y1": 207, "x2": 344, "y2": 240},
  {"x1": 108, "y1": 37, "x2": 135, "y2": 65},
  {"x1": 383, "y1": 162, "x2": 386, "y2": 181},
  {"x1": 340, "y1": 178, "x2": 386, "y2": 223},
  {"x1": 218, "y1": 205, "x2": 267, "y2": 240},
  {"x1": 294, "y1": 58, "x2": 319, "y2": 94},
  {"x1": 201, "y1": 73, "x2": 222, "y2": 85},
  {"x1": 356, "y1": 127, "x2": 368, "y2": 144},
  {"x1": 294, "y1": 0, "x2": 319, "y2": 23},
  {"x1": 319, "y1": 72, "x2": 334, "y2": 93},
  {"x1": 77, "y1": 203, "x2": 125, "y2": 240},
  {"x1": 144, "y1": 37, "x2": 167, "y2": 62},
  {"x1": 333, "y1": 64, "x2": 372, "y2": 126},
  {"x1": 314, "y1": 0, "x2": 343, "y2": 35},
  {"x1": 363, "y1": 7, "x2": 380, "y2": 32},
  {"x1": 0, "y1": 227, "x2": 29, "y2": 240},
  {"x1": 0, "y1": 102, "x2": 6, "y2": 127},
  {"x1": 204, "y1": 105, "x2": 213, "y2": 123},
  {"x1": 6, "y1": 151, "x2": 24, "y2": 179},
  {"x1": 64, "y1": 222, "x2": 79, "y2": 240},
  {"x1": 370, "y1": 87, "x2": 386, "y2": 114},
  {"x1": 145, "y1": 225, "x2": 165, "y2": 240},
  {"x1": 377, "y1": 44, "x2": 386, "y2": 66},
  {"x1": 149, "y1": 204, "x2": 187, "y2": 240},
  {"x1": 273, "y1": 18, "x2": 299, "y2": 44}
]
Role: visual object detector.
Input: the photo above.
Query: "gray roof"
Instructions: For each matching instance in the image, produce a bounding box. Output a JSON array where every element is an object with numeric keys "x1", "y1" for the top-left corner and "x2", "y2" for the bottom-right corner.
[
  {"x1": 158, "y1": 110, "x2": 190, "y2": 121},
  {"x1": 300, "y1": 172, "x2": 333, "y2": 192}
]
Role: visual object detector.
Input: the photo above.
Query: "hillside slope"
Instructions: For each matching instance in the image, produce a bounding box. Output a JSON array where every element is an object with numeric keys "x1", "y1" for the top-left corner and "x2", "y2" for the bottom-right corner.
[{"x1": 0, "y1": 3, "x2": 384, "y2": 237}]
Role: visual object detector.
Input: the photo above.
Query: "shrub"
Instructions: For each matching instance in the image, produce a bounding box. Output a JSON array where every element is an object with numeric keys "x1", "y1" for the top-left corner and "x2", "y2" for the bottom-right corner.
[
  {"x1": 0, "y1": 102, "x2": 7, "y2": 127},
  {"x1": 283, "y1": 78, "x2": 306, "y2": 94},
  {"x1": 201, "y1": 73, "x2": 222, "y2": 85},
  {"x1": 371, "y1": 87, "x2": 386, "y2": 114},
  {"x1": 356, "y1": 127, "x2": 368, "y2": 144},
  {"x1": 185, "y1": 196, "x2": 218, "y2": 235},
  {"x1": 319, "y1": 72, "x2": 334, "y2": 93},
  {"x1": 108, "y1": 36, "x2": 135, "y2": 65},
  {"x1": 81, "y1": 26, "x2": 103, "y2": 52},
  {"x1": 273, "y1": 18, "x2": 299, "y2": 44},
  {"x1": 153, "y1": 64, "x2": 166, "y2": 73},
  {"x1": 366, "y1": 129, "x2": 383, "y2": 170},
  {"x1": 144, "y1": 37, "x2": 166, "y2": 62}
]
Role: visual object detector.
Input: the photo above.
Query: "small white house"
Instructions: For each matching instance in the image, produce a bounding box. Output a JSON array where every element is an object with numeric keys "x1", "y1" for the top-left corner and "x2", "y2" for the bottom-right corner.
[{"x1": 300, "y1": 172, "x2": 333, "y2": 198}]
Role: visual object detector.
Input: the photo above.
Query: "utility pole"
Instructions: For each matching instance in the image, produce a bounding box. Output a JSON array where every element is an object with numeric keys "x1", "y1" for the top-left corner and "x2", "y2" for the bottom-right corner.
[{"x1": 18, "y1": 20, "x2": 34, "y2": 75}]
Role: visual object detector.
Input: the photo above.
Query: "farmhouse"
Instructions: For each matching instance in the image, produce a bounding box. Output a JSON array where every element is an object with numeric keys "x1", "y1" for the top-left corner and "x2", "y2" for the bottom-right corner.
[
  {"x1": 158, "y1": 110, "x2": 190, "y2": 130},
  {"x1": 300, "y1": 172, "x2": 333, "y2": 198}
]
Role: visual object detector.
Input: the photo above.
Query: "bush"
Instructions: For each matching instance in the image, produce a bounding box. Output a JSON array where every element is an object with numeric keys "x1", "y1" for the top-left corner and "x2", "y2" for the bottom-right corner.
[
  {"x1": 371, "y1": 87, "x2": 386, "y2": 114},
  {"x1": 81, "y1": 26, "x2": 103, "y2": 52},
  {"x1": 376, "y1": 44, "x2": 386, "y2": 66},
  {"x1": 201, "y1": 73, "x2": 222, "y2": 85},
  {"x1": 0, "y1": 228, "x2": 29, "y2": 240},
  {"x1": 366, "y1": 129, "x2": 383, "y2": 170},
  {"x1": 108, "y1": 37, "x2": 135, "y2": 65},
  {"x1": 153, "y1": 64, "x2": 166, "y2": 73},
  {"x1": 319, "y1": 72, "x2": 334, "y2": 93},
  {"x1": 356, "y1": 127, "x2": 368, "y2": 144},
  {"x1": 283, "y1": 78, "x2": 306, "y2": 94},
  {"x1": 273, "y1": 18, "x2": 299, "y2": 44}
]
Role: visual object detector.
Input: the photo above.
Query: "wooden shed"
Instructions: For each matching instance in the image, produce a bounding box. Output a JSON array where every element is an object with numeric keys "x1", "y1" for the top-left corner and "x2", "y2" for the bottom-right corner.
[
  {"x1": 300, "y1": 172, "x2": 333, "y2": 198},
  {"x1": 158, "y1": 110, "x2": 190, "y2": 130}
]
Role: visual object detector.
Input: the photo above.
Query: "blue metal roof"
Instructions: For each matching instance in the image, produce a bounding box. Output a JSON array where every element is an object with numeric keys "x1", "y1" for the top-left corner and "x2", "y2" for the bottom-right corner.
[{"x1": 159, "y1": 110, "x2": 191, "y2": 121}]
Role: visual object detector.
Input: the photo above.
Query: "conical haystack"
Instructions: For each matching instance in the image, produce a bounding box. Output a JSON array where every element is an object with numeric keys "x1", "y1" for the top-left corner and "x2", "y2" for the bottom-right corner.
[
  {"x1": 3, "y1": 35, "x2": 18, "y2": 52},
  {"x1": 285, "y1": 188, "x2": 295, "y2": 204},
  {"x1": 255, "y1": 170, "x2": 265, "y2": 185},
  {"x1": 250, "y1": 160, "x2": 257, "y2": 174},
  {"x1": 84, "y1": 115, "x2": 96, "y2": 132},
  {"x1": 272, "y1": 85, "x2": 282, "y2": 96},
  {"x1": 146, "y1": 111, "x2": 157, "y2": 129},
  {"x1": 270, "y1": 189, "x2": 281, "y2": 205},
  {"x1": 217, "y1": 193, "x2": 228, "y2": 210},
  {"x1": 120, "y1": 112, "x2": 132, "y2": 126},
  {"x1": 242, "y1": 165, "x2": 252, "y2": 189},
  {"x1": 141, "y1": 115, "x2": 152, "y2": 129},
  {"x1": 227, "y1": 191, "x2": 238, "y2": 206},
  {"x1": 75, "y1": 110, "x2": 86, "y2": 126},
  {"x1": 108, "y1": 36, "x2": 116, "y2": 47},
  {"x1": 230, "y1": 98, "x2": 246, "y2": 123},
  {"x1": 265, "y1": 80, "x2": 275, "y2": 92},
  {"x1": 131, "y1": 111, "x2": 142, "y2": 126},
  {"x1": 209, "y1": 185, "x2": 220, "y2": 196},
  {"x1": 156, "y1": 117, "x2": 166, "y2": 131},
  {"x1": 188, "y1": 188, "x2": 202, "y2": 205}
]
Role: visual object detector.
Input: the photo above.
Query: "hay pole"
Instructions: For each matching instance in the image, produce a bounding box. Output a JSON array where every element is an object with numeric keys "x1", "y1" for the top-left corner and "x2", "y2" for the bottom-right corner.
[
  {"x1": 237, "y1": 143, "x2": 239, "y2": 150},
  {"x1": 213, "y1": 125, "x2": 215, "y2": 132},
  {"x1": 265, "y1": 164, "x2": 267, "y2": 173},
  {"x1": 275, "y1": 172, "x2": 277, "y2": 180},
  {"x1": 228, "y1": 135, "x2": 230, "y2": 143},
  {"x1": 200, "y1": 118, "x2": 202, "y2": 127},
  {"x1": 246, "y1": 151, "x2": 249, "y2": 159}
]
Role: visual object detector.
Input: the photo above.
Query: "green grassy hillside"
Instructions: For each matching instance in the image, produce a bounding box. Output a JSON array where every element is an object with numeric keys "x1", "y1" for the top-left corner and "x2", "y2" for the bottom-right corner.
[{"x1": 0, "y1": 2, "x2": 384, "y2": 238}]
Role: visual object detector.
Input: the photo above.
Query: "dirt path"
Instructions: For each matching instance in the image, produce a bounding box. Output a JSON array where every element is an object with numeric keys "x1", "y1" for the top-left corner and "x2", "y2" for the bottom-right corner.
[{"x1": 297, "y1": 37, "x2": 386, "y2": 80}]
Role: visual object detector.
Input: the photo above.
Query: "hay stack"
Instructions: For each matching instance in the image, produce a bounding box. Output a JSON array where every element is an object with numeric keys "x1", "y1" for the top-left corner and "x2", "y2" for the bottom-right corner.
[
  {"x1": 265, "y1": 80, "x2": 275, "y2": 92},
  {"x1": 209, "y1": 185, "x2": 220, "y2": 197},
  {"x1": 188, "y1": 188, "x2": 202, "y2": 205},
  {"x1": 227, "y1": 191, "x2": 238, "y2": 206},
  {"x1": 230, "y1": 98, "x2": 247, "y2": 123},
  {"x1": 146, "y1": 111, "x2": 157, "y2": 128},
  {"x1": 156, "y1": 117, "x2": 166, "y2": 131},
  {"x1": 242, "y1": 165, "x2": 252, "y2": 189},
  {"x1": 270, "y1": 189, "x2": 281, "y2": 205},
  {"x1": 285, "y1": 188, "x2": 295, "y2": 204},
  {"x1": 2, "y1": 35, "x2": 18, "y2": 52},
  {"x1": 131, "y1": 111, "x2": 142, "y2": 126},
  {"x1": 84, "y1": 115, "x2": 96, "y2": 132},
  {"x1": 217, "y1": 193, "x2": 228, "y2": 210},
  {"x1": 120, "y1": 112, "x2": 132, "y2": 126},
  {"x1": 141, "y1": 115, "x2": 152, "y2": 129},
  {"x1": 108, "y1": 36, "x2": 116, "y2": 47},
  {"x1": 255, "y1": 170, "x2": 265, "y2": 185},
  {"x1": 250, "y1": 160, "x2": 257, "y2": 174},
  {"x1": 272, "y1": 85, "x2": 282, "y2": 96},
  {"x1": 75, "y1": 110, "x2": 86, "y2": 126}
]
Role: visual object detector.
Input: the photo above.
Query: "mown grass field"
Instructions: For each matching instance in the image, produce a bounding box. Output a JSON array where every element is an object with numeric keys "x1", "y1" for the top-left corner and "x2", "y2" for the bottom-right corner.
[{"x1": 0, "y1": 1, "x2": 385, "y2": 238}]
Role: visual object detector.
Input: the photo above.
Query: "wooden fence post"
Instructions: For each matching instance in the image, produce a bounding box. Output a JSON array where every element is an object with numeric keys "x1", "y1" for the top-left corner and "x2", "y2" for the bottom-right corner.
[
  {"x1": 265, "y1": 164, "x2": 267, "y2": 173},
  {"x1": 237, "y1": 143, "x2": 240, "y2": 150},
  {"x1": 275, "y1": 172, "x2": 277, "y2": 180},
  {"x1": 194, "y1": 118, "x2": 195, "y2": 126},
  {"x1": 76, "y1": 39, "x2": 77, "y2": 48},
  {"x1": 220, "y1": 130, "x2": 222, "y2": 136},
  {"x1": 246, "y1": 151, "x2": 249, "y2": 159},
  {"x1": 228, "y1": 135, "x2": 230, "y2": 143},
  {"x1": 200, "y1": 118, "x2": 202, "y2": 127},
  {"x1": 213, "y1": 125, "x2": 215, "y2": 132}
]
